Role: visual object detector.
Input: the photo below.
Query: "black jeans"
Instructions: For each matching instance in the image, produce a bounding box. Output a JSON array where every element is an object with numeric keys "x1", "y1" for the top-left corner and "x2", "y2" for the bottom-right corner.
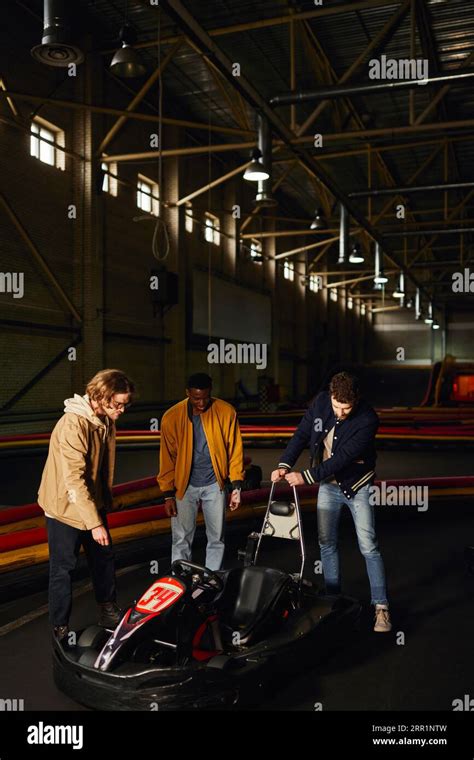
[{"x1": 46, "y1": 513, "x2": 117, "y2": 627}]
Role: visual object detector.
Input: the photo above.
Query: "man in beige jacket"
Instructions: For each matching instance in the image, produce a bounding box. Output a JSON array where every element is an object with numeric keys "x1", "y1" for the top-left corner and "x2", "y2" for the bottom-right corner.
[{"x1": 38, "y1": 369, "x2": 135, "y2": 642}]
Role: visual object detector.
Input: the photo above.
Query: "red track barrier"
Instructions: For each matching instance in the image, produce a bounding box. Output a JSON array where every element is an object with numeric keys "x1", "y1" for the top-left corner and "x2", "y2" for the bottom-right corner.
[
  {"x1": 0, "y1": 503, "x2": 43, "y2": 525},
  {"x1": 0, "y1": 476, "x2": 160, "y2": 526},
  {"x1": 0, "y1": 503, "x2": 169, "y2": 553},
  {"x1": 2, "y1": 476, "x2": 474, "y2": 554}
]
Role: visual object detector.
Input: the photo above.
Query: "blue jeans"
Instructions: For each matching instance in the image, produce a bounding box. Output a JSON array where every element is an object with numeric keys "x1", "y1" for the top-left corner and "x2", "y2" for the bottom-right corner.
[
  {"x1": 173, "y1": 481, "x2": 226, "y2": 571},
  {"x1": 317, "y1": 482, "x2": 388, "y2": 605}
]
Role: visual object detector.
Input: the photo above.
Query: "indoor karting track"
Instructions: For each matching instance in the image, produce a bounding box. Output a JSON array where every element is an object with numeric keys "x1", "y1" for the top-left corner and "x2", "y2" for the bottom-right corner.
[{"x1": 1, "y1": 446, "x2": 473, "y2": 711}]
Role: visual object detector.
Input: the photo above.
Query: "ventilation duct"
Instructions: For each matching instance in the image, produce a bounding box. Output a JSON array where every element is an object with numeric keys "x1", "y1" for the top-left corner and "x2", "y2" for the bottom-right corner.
[
  {"x1": 415, "y1": 288, "x2": 422, "y2": 320},
  {"x1": 31, "y1": 0, "x2": 84, "y2": 67},
  {"x1": 338, "y1": 204, "x2": 349, "y2": 265}
]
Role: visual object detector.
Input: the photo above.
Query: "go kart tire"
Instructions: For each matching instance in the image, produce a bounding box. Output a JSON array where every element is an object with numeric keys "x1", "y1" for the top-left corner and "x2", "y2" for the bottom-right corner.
[
  {"x1": 77, "y1": 648, "x2": 100, "y2": 667},
  {"x1": 78, "y1": 625, "x2": 108, "y2": 649}
]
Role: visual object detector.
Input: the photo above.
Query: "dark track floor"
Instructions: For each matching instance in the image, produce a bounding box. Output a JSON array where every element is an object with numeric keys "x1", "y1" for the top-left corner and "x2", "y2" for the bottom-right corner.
[{"x1": 1, "y1": 497, "x2": 473, "y2": 711}]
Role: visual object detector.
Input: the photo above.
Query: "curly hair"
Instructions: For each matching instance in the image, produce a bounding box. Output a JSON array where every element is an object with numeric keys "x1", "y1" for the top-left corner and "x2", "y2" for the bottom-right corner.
[
  {"x1": 86, "y1": 369, "x2": 136, "y2": 405},
  {"x1": 329, "y1": 371, "x2": 360, "y2": 404}
]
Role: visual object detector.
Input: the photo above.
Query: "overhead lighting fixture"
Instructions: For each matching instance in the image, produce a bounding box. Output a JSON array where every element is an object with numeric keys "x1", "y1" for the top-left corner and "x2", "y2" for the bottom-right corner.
[
  {"x1": 432, "y1": 320, "x2": 440, "y2": 330},
  {"x1": 254, "y1": 190, "x2": 277, "y2": 207},
  {"x1": 374, "y1": 241, "x2": 388, "y2": 284},
  {"x1": 244, "y1": 148, "x2": 270, "y2": 182},
  {"x1": 405, "y1": 296, "x2": 413, "y2": 308},
  {"x1": 31, "y1": 0, "x2": 84, "y2": 67},
  {"x1": 310, "y1": 208, "x2": 327, "y2": 230},
  {"x1": 424, "y1": 302, "x2": 434, "y2": 325},
  {"x1": 349, "y1": 242, "x2": 364, "y2": 264},
  {"x1": 393, "y1": 271, "x2": 405, "y2": 299},
  {"x1": 252, "y1": 115, "x2": 276, "y2": 204},
  {"x1": 110, "y1": 25, "x2": 146, "y2": 78},
  {"x1": 415, "y1": 288, "x2": 421, "y2": 320},
  {"x1": 338, "y1": 203, "x2": 349, "y2": 265}
]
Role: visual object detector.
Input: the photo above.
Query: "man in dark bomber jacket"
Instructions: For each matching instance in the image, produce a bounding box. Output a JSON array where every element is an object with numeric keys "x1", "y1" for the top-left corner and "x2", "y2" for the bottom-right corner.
[{"x1": 272, "y1": 371, "x2": 391, "y2": 633}]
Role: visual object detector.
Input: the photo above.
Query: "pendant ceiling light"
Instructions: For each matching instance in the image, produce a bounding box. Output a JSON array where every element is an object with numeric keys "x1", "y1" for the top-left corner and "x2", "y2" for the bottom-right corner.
[
  {"x1": 110, "y1": 24, "x2": 146, "y2": 78},
  {"x1": 244, "y1": 148, "x2": 270, "y2": 182},
  {"x1": 310, "y1": 208, "x2": 327, "y2": 230},
  {"x1": 349, "y1": 242, "x2": 364, "y2": 264},
  {"x1": 373, "y1": 242, "x2": 388, "y2": 284},
  {"x1": 393, "y1": 271, "x2": 405, "y2": 299}
]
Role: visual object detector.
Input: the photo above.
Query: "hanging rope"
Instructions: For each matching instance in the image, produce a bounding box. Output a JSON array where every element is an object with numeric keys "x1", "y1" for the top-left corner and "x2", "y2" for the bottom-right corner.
[
  {"x1": 207, "y1": 95, "x2": 212, "y2": 341},
  {"x1": 134, "y1": 6, "x2": 170, "y2": 260}
]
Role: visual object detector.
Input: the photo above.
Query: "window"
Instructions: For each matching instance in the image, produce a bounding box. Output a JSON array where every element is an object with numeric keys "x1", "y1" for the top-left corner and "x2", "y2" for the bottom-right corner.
[
  {"x1": 185, "y1": 202, "x2": 193, "y2": 233},
  {"x1": 204, "y1": 212, "x2": 220, "y2": 245},
  {"x1": 309, "y1": 274, "x2": 320, "y2": 293},
  {"x1": 137, "y1": 175, "x2": 159, "y2": 216},
  {"x1": 30, "y1": 117, "x2": 65, "y2": 170},
  {"x1": 283, "y1": 260, "x2": 294, "y2": 281},
  {"x1": 101, "y1": 161, "x2": 118, "y2": 197},
  {"x1": 347, "y1": 295, "x2": 353, "y2": 309},
  {"x1": 330, "y1": 287, "x2": 338, "y2": 302},
  {"x1": 250, "y1": 239, "x2": 263, "y2": 264}
]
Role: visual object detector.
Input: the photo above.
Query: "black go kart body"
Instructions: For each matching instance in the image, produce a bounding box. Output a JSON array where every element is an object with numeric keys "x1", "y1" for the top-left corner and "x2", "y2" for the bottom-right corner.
[{"x1": 53, "y1": 485, "x2": 361, "y2": 710}]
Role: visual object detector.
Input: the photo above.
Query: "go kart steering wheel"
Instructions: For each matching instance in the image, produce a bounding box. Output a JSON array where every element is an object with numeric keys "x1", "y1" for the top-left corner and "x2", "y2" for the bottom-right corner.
[{"x1": 171, "y1": 560, "x2": 224, "y2": 592}]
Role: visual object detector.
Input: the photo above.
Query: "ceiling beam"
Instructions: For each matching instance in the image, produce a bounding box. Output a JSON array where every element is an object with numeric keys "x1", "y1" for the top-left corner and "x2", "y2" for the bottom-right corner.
[
  {"x1": 292, "y1": 0, "x2": 411, "y2": 137},
  {"x1": 102, "y1": 0, "x2": 408, "y2": 53},
  {"x1": 0, "y1": 89, "x2": 252, "y2": 137},
  {"x1": 96, "y1": 38, "x2": 183, "y2": 156}
]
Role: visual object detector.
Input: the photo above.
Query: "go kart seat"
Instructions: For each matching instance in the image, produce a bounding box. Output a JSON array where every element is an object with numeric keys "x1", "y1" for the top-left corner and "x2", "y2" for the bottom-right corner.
[{"x1": 217, "y1": 566, "x2": 291, "y2": 647}]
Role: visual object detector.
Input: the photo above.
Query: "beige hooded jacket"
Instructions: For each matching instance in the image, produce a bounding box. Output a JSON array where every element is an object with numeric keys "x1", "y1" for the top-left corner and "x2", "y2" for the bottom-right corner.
[{"x1": 37, "y1": 394, "x2": 116, "y2": 531}]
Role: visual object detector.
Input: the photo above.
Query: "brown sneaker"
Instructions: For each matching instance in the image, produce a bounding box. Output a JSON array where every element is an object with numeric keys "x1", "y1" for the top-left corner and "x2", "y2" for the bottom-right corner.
[
  {"x1": 53, "y1": 625, "x2": 70, "y2": 643},
  {"x1": 374, "y1": 605, "x2": 392, "y2": 633}
]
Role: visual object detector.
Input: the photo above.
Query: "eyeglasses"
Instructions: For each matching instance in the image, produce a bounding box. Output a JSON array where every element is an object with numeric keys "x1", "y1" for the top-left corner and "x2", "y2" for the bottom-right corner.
[{"x1": 107, "y1": 399, "x2": 131, "y2": 411}]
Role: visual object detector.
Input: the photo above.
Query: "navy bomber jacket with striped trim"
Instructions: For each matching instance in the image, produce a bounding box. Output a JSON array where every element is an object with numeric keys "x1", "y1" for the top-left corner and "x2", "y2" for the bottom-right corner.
[{"x1": 278, "y1": 391, "x2": 379, "y2": 499}]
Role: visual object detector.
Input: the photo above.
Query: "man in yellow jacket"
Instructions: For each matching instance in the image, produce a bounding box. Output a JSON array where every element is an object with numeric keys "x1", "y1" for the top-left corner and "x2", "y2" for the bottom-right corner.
[
  {"x1": 38, "y1": 369, "x2": 135, "y2": 642},
  {"x1": 158, "y1": 373, "x2": 245, "y2": 571}
]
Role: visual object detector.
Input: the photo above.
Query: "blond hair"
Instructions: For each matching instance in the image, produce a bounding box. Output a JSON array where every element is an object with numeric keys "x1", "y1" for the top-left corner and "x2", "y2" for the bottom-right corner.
[{"x1": 86, "y1": 369, "x2": 135, "y2": 405}]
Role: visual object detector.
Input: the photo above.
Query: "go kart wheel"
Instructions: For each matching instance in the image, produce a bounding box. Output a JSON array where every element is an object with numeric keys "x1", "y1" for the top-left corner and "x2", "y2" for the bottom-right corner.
[
  {"x1": 77, "y1": 648, "x2": 99, "y2": 667},
  {"x1": 78, "y1": 625, "x2": 109, "y2": 649}
]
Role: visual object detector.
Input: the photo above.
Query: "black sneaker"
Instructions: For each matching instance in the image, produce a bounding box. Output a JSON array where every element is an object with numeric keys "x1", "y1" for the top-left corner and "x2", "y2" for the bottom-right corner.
[
  {"x1": 53, "y1": 625, "x2": 70, "y2": 643},
  {"x1": 98, "y1": 602, "x2": 121, "y2": 628}
]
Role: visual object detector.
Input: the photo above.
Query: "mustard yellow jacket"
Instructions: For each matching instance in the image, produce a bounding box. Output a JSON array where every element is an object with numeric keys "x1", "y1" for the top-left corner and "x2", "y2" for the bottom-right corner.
[{"x1": 157, "y1": 397, "x2": 244, "y2": 499}]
